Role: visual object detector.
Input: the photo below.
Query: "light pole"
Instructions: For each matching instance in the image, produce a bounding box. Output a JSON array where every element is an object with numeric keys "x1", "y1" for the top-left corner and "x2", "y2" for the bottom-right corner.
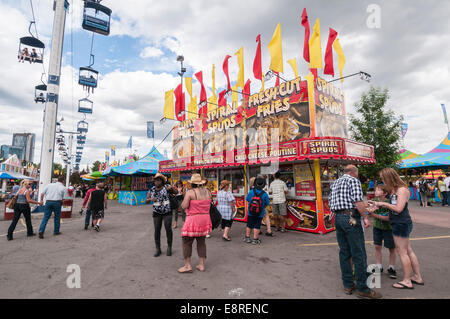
[{"x1": 177, "y1": 55, "x2": 186, "y2": 120}]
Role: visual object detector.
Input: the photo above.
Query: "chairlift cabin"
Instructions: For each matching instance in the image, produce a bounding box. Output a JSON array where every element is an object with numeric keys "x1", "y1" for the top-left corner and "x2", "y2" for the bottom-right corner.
[
  {"x1": 82, "y1": 1, "x2": 112, "y2": 36},
  {"x1": 79, "y1": 67, "x2": 98, "y2": 89},
  {"x1": 34, "y1": 84, "x2": 47, "y2": 103},
  {"x1": 78, "y1": 98, "x2": 93, "y2": 114},
  {"x1": 18, "y1": 36, "x2": 45, "y2": 63},
  {"x1": 77, "y1": 120, "x2": 89, "y2": 134}
]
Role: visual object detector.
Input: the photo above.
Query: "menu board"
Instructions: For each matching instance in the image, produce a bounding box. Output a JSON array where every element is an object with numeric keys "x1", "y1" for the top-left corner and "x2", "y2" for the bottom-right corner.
[{"x1": 294, "y1": 164, "x2": 316, "y2": 197}]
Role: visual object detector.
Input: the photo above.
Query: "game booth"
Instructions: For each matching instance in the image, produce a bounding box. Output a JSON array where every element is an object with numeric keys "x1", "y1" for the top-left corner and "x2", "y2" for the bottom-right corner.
[
  {"x1": 159, "y1": 76, "x2": 375, "y2": 234},
  {"x1": 398, "y1": 133, "x2": 450, "y2": 202},
  {"x1": 102, "y1": 146, "x2": 167, "y2": 206}
]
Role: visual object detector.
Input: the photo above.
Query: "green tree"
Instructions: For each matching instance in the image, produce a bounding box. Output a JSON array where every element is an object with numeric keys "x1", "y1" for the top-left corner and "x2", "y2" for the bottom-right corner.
[
  {"x1": 349, "y1": 86, "x2": 403, "y2": 180},
  {"x1": 91, "y1": 161, "x2": 102, "y2": 172}
]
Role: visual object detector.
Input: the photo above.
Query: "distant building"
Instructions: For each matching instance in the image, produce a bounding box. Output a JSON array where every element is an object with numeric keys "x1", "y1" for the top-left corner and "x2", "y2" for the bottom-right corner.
[
  {"x1": 1, "y1": 133, "x2": 36, "y2": 163},
  {"x1": 1, "y1": 145, "x2": 24, "y2": 160}
]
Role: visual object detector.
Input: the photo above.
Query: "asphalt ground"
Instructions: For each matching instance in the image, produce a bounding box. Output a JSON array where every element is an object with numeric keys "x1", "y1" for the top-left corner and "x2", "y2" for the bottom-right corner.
[{"x1": 0, "y1": 199, "x2": 449, "y2": 299}]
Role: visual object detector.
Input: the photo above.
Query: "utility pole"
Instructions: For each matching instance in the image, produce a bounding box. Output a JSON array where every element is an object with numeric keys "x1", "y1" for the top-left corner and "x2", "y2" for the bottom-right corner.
[{"x1": 38, "y1": 0, "x2": 68, "y2": 197}]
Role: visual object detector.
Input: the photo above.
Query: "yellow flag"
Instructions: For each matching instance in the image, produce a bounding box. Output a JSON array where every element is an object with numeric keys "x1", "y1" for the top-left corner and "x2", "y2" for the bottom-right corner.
[
  {"x1": 231, "y1": 85, "x2": 238, "y2": 107},
  {"x1": 309, "y1": 18, "x2": 323, "y2": 69},
  {"x1": 235, "y1": 47, "x2": 244, "y2": 89},
  {"x1": 163, "y1": 90, "x2": 174, "y2": 119},
  {"x1": 212, "y1": 64, "x2": 217, "y2": 100},
  {"x1": 188, "y1": 96, "x2": 197, "y2": 120},
  {"x1": 333, "y1": 38, "x2": 345, "y2": 82},
  {"x1": 185, "y1": 77, "x2": 192, "y2": 98},
  {"x1": 305, "y1": 72, "x2": 316, "y2": 136},
  {"x1": 209, "y1": 64, "x2": 218, "y2": 111},
  {"x1": 268, "y1": 23, "x2": 283, "y2": 73},
  {"x1": 287, "y1": 58, "x2": 299, "y2": 78}
]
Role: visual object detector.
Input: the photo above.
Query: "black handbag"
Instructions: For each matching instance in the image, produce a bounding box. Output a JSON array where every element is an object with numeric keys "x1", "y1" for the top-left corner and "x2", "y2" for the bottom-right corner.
[{"x1": 209, "y1": 201, "x2": 222, "y2": 230}]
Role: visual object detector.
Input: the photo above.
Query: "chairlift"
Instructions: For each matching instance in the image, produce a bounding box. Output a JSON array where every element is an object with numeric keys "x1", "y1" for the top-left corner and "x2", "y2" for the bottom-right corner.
[
  {"x1": 82, "y1": 1, "x2": 112, "y2": 36},
  {"x1": 18, "y1": 22, "x2": 45, "y2": 63},
  {"x1": 77, "y1": 120, "x2": 89, "y2": 134},
  {"x1": 79, "y1": 66, "x2": 98, "y2": 89},
  {"x1": 78, "y1": 98, "x2": 93, "y2": 114},
  {"x1": 34, "y1": 84, "x2": 47, "y2": 103}
]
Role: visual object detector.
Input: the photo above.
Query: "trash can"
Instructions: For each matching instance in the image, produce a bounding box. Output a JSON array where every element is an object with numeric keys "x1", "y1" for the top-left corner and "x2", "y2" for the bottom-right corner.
[{"x1": 61, "y1": 199, "x2": 73, "y2": 218}]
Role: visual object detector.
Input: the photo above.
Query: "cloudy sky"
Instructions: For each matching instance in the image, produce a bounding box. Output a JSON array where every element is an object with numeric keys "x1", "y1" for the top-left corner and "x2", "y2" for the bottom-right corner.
[{"x1": 0, "y1": 0, "x2": 449, "y2": 170}]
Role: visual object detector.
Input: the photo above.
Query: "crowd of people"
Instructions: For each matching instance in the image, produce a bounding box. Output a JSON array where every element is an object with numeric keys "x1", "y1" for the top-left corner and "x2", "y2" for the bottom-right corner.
[{"x1": 5, "y1": 165, "x2": 425, "y2": 299}]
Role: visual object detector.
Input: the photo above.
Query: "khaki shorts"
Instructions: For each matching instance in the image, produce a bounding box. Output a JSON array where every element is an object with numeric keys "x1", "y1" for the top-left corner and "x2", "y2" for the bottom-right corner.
[{"x1": 272, "y1": 203, "x2": 287, "y2": 216}]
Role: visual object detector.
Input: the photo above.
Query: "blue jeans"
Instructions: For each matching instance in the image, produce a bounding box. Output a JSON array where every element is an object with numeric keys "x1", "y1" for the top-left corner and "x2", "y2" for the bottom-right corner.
[
  {"x1": 85, "y1": 209, "x2": 92, "y2": 226},
  {"x1": 335, "y1": 214, "x2": 370, "y2": 292},
  {"x1": 39, "y1": 201, "x2": 62, "y2": 234}
]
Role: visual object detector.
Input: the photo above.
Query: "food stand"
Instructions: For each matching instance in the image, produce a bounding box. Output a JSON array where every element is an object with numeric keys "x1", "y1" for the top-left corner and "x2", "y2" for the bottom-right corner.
[
  {"x1": 102, "y1": 146, "x2": 167, "y2": 206},
  {"x1": 160, "y1": 76, "x2": 375, "y2": 234}
]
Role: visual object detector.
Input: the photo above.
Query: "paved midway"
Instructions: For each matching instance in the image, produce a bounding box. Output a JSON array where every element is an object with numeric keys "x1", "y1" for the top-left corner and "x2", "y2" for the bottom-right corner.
[{"x1": 0, "y1": 199, "x2": 449, "y2": 299}]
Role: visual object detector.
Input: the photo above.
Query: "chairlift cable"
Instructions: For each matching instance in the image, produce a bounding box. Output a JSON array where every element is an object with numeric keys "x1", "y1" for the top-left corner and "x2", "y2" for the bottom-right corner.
[{"x1": 29, "y1": 0, "x2": 47, "y2": 80}]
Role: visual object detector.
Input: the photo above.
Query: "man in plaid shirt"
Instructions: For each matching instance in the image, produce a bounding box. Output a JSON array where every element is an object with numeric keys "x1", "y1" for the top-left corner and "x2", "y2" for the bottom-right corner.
[{"x1": 329, "y1": 165, "x2": 382, "y2": 299}]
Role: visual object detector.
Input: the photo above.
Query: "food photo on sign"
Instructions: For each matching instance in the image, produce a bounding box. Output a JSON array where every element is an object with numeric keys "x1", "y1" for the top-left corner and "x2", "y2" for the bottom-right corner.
[{"x1": 315, "y1": 77, "x2": 348, "y2": 138}]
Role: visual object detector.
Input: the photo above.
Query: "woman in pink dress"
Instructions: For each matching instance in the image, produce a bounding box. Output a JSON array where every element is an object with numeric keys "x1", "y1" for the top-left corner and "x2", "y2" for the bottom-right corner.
[{"x1": 178, "y1": 174, "x2": 212, "y2": 273}]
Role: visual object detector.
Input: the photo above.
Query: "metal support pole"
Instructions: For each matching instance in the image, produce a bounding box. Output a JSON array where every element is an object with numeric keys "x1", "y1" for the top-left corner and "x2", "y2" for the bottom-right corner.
[
  {"x1": 65, "y1": 134, "x2": 73, "y2": 187},
  {"x1": 38, "y1": 0, "x2": 68, "y2": 197}
]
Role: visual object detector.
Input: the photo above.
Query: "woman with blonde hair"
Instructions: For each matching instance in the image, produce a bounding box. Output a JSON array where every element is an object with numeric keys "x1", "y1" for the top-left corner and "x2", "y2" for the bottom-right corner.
[
  {"x1": 7, "y1": 180, "x2": 42, "y2": 240},
  {"x1": 369, "y1": 168, "x2": 424, "y2": 289},
  {"x1": 178, "y1": 174, "x2": 212, "y2": 273}
]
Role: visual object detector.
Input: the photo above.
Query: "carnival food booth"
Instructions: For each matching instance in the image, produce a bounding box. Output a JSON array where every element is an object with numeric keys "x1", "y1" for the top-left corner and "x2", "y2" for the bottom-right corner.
[
  {"x1": 102, "y1": 146, "x2": 167, "y2": 206},
  {"x1": 160, "y1": 76, "x2": 375, "y2": 234}
]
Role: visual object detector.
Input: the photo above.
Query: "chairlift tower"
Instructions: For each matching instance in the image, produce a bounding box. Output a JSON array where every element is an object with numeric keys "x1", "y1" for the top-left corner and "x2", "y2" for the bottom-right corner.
[{"x1": 38, "y1": 0, "x2": 68, "y2": 197}]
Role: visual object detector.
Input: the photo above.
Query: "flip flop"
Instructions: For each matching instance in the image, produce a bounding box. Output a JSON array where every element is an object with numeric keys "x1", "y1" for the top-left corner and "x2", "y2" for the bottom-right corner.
[
  {"x1": 177, "y1": 267, "x2": 193, "y2": 273},
  {"x1": 392, "y1": 282, "x2": 414, "y2": 289},
  {"x1": 222, "y1": 236, "x2": 231, "y2": 241},
  {"x1": 196, "y1": 265, "x2": 205, "y2": 272},
  {"x1": 411, "y1": 280, "x2": 425, "y2": 286}
]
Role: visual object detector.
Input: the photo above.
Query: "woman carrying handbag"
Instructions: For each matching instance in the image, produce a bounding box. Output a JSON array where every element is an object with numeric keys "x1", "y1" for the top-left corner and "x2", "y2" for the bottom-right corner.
[{"x1": 7, "y1": 180, "x2": 43, "y2": 241}]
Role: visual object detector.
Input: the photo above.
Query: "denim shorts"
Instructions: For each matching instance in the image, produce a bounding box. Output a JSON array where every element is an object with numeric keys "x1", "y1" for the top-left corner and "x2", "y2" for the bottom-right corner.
[
  {"x1": 391, "y1": 222, "x2": 413, "y2": 238},
  {"x1": 247, "y1": 215, "x2": 263, "y2": 229},
  {"x1": 373, "y1": 227, "x2": 395, "y2": 249}
]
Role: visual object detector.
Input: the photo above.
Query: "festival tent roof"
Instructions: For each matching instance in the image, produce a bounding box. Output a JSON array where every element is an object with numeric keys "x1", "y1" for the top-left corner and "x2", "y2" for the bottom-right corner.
[
  {"x1": 398, "y1": 149, "x2": 420, "y2": 161},
  {"x1": 103, "y1": 146, "x2": 167, "y2": 176},
  {"x1": 0, "y1": 171, "x2": 36, "y2": 180},
  {"x1": 399, "y1": 133, "x2": 450, "y2": 169}
]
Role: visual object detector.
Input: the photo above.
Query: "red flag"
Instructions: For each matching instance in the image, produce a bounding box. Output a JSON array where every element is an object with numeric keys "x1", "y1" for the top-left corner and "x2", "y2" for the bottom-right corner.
[
  {"x1": 174, "y1": 84, "x2": 185, "y2": 122},
  {"x1": 324, "y1": 28, "x2": 338, "y2": 76},
  {"x1": 274, "y1": 71, "x2": 280, "y2": 87},
  {"x1": 243, "y1": 79, "x2": 251, "y2": 103},
  {"x1": 195, "y1": 71, "x2": 207, "y2": 118},
  {"x1": 218, "y1": 89, "x2": 227, "y2": 107},
  {"x1": 301, "y1": 8, "x2": 310, "y2": 63},
  {"x1": 222, "y1": 55, "x2": 232, "y2": 91},
  {"x1": 253, "y1": 35, "x2": 262, "y2": 82},
  {"x1": 310, "y1": 68, "x2": 318, "y2": 83}
]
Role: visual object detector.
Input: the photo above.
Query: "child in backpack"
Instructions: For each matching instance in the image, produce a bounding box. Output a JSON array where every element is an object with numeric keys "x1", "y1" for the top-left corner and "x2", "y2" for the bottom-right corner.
[
  {"x1": 244, "y1": 177, "x2": 270, "y2": 244},
  {"x1": 368, "y1": 184, "x2": 397, "y2": 279}
]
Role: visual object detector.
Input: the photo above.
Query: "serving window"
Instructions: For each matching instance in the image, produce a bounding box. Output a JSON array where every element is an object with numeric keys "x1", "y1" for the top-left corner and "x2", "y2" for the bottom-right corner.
[{"x1": 219, "y1": 168, "x2": 245, "y2": 196}]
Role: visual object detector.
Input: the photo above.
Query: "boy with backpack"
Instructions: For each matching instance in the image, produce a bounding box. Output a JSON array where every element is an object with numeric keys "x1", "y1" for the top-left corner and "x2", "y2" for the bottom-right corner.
[{"x1": 244, "y1": 177, "x2": 270, "y2": 244}]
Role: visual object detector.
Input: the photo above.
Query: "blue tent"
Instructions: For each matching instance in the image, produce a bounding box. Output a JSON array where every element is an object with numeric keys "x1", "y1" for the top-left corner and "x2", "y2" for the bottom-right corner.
[
  {"x1": 399, "y1": 133, "x2": 450, "y2": 169},
  {"x1": 102, "y1": 146, "x2": 167, "y2": 176}
]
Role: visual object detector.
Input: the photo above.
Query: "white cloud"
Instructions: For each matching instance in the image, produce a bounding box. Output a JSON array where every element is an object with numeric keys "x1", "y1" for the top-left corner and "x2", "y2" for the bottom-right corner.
[{"x1": 139, "y1": 46, "x2": 164, "y2": 59}]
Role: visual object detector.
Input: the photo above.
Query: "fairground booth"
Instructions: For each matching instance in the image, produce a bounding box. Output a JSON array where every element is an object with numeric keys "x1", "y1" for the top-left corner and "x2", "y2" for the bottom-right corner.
[
  {"x1": 160, "y1": 77, "x2": 375, "y2": 234},
  {"x1": 102, "y1": 146, "x2": 167, "y2": 206},
  {"x1": 398, "y1": 132, "x2": 450, "y2": 202}
]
